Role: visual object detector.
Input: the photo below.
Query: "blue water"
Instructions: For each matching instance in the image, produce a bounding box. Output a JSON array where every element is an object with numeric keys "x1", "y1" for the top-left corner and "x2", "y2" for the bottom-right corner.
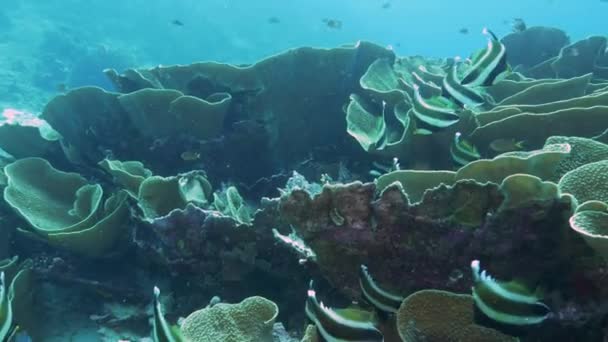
[{"x1": 5, "y1": 0, "x2": 607, "y2": 65}]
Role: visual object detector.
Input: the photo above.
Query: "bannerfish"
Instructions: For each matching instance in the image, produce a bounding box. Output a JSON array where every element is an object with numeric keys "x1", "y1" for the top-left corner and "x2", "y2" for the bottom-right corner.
[
  {"x1": 369, "y1": 157, "x2": 400, "y2": 178},
  {"x1": 442, "y1": 57, "x2": 486, "y2": 110},
  {"x1": 489, "y1": 138, "x2": 525, "y2": 153},
  {"x1": 411, "y1": 84, "x2": 460, "y2": 134},
  {"x1": 305, "y1": 281, "x2": 384, "y2": 341},
  {"x1": 171, "y1": 19, "x2": 184, "y2": 26},
  {"x1": 152, "y1": 286, "x2": 182, "y2": 342},
  {"x1": 411, "y1": 71, "x2": 442, "y2": 97},
  {"x1": 450, "y1": 132, "x2": 480, "y2": 167},
  {"x1": 461, "y1": 28, "x2": 508, "y2": 87},
  {"x1": 471, "y1": 260, "x2": 551, "y2": 335},
  {"x1": 1, "y1": 272, "x2": 12, "y2": 340},
  {"x1": 359, "y1": 265, "x2": 404, "y2": 315},
  {"x1": 323, "y1": 18, "x2": 343, "y2": 29}
]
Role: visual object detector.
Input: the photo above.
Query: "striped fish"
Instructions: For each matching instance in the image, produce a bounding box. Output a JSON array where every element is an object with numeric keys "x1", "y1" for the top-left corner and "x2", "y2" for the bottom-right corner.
[
  {"x1": 359, "y1": 265, "x2": 404, "y2": 314},
  {"x1": 306, "y1": 281, "x2": 384, "y2": 342},
  {"x1": 442, "y1": 58, "x2": 486, "y2": 109},
  {"x1": 450, "y1": 132, "x2": 480, "y2": 167},
  {"x1": 152, "y1": 286, "x2": 182, "y2": 342},
  {"x1": 0, "y1": 272, "x2": 13, "y2": 341},
  {"x1": 411, "y1": 71, "x2": 442, "y2": 98},
  {"x1": 471, "y1": 260, "x2": 551, "y2": 327},
  {"x1": 411, "y1": 84, "x2": 460, "y2": 134},
  {"x1": 461, "y1": 28, "x2": 508, "y2": 87}
]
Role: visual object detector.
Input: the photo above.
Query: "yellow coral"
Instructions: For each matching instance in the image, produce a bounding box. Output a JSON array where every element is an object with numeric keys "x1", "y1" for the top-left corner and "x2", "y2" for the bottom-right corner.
[
  {"x1": 180, "y1": 296, "x2": 278, "y2": 342},
  {"x1": 396, "y1": 289, "x2": 518, "y2": 342}
]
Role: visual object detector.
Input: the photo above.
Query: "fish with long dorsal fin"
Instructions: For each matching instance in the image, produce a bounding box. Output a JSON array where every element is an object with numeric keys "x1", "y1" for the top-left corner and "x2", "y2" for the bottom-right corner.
[
  {"x1": 450, "y1": 132, "x2": 480, "y2": 167},
  {"x1": 359, "y1": 265, "x2": 404, "y2": 315},
  {"x1": 152, "y1": 286, "x2": 183, "y2": 342},
  {"x1": 470, "y1": 260, "x2": 551, "y2": 336},
  {"x1": 461, "y1": 28, "x2": 508, "y2": 87},
  {"x1": 442, "y1": 57, "x2": 487, "y2": 110},
  {"x1": 411, "y1": 84, "x2": 460, "y2": 134},
  {"x1": 305, "y1": 280, "x2": 384, "y2": 341}
]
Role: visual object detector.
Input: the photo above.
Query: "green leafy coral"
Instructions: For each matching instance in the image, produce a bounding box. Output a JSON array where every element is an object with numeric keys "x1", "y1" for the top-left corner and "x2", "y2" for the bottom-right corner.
[
  {"x1": 3, "y1": 158, "x2": 130, "y2": 257},
  {"x1": 138, "y1": 171, "x2": 212, "y2": 219}
]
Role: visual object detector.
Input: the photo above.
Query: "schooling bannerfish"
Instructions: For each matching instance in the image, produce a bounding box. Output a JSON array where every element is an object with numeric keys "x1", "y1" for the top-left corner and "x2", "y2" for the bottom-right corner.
[
  {"x1": 460, "y1": 28, "x2": 508, "y2": 87},
  {"x1": 306, "y1": 281, "x2": 384, "y2": 341},
  {"x1": 450, "y1": 132, "x2": 480, "y2": 167},
  {"x1": 471, "y1": 260, "x2": 551, "y2": 335},
  {"x1": 359, "y1": 265, "x2": 404, "y2": 315},
  {"x1": 411, "y1": 84, "x2": 460, "y2": 134},
  {"x1": 442, "y1": 57, "x2": 486, "y2": 110}
]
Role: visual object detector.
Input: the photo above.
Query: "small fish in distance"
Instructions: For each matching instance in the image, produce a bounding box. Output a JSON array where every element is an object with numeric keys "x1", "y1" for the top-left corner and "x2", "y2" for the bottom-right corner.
[
  {"x1": 322, "y1": 18, "x2": 343, "y2": 29},
  {"x1": 180, "y1": 151, "x2": 200, "y2": 161},
  {"x1": 512, "y1": 18, "x2": 526, "y2": 32},
  {"x1": 459, "y1": 27, "x2": 469, "y2": 35},
  {"x1": 490, "y1": 138, "x2": 526, "y2": 153},
  {"x1": 267, "y1": 16, "x2": 280, "y2": 24},
  {"x1": 171, "y1": 19, "x2": 184, "y2": 26}
]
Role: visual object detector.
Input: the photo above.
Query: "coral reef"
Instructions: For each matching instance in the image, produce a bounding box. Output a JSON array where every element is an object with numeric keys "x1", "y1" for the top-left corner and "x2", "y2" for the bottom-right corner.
[{"x1": 1, "y1": 26, "x2": 608, "y2": 341}]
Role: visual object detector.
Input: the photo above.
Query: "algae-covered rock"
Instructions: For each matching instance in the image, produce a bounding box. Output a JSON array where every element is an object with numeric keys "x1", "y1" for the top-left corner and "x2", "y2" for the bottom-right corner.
[
  {"x1": 280, "y1": 176, "x2": 574, "y2": 298},
  {"x1": 132, "y1": 202, "x2": 308, "y2": 309},
  {"x1": 375, "y1": 170, "x2": 456, "y2": 204},
  {"x1": 180, "y1": 296, "x2": 278, "y2": 342},
  {"x1": 396, "y1": 289, "x2": 517, "y2": 341}
]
